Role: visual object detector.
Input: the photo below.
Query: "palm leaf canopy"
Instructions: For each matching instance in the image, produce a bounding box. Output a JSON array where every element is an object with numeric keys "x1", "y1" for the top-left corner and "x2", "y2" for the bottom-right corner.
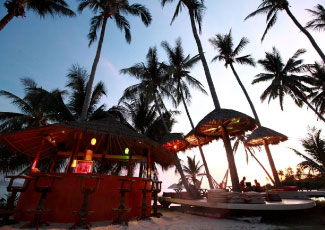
[
  {"x1": 1, "y1": 116, "x2": 175, "y2": 169},
  {"x1": 245, "y1": 0, "x2": 289, "y2": 41},
  {"x1": 4, "y1": 0, "x2": 75, "y2": 18},
  {"x1": 252, "y1": 47, "x2": 311, "y2": 111},
  {"x1": 245, "y1": 126, "x2": 288, "y2": 146},
  {"x1": 209, "y1": 30, "x2": 255, "y2": 67},
  {"x1": 78, "y1": 0, "x2": 152, "y2": 46},
  {"x1": 194, "y1": 109, "x2": 257, "y2": 139},
  {"x1": 160, "y1": 0, "x2": 205, "y2": 33},
  {"x1": 306, "y1": 4, "x2": 325, "y2": 31}
]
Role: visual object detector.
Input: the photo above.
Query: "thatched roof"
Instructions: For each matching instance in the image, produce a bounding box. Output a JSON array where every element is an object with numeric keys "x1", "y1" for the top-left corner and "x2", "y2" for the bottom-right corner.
[
  {"x1": 1, "y1": 117, "x2": 175, "y2": 168},
  {"x1": 159, "y1": 133, "x2": 189, "y2": 152},
  {"x1": 245, "y1": 126, "x2": 288, "y2": 146},
  {"x1": 194, "y1": 109, "x2": 257, "y2": 139},
  {"x1": 185, "y1": 129, "x2": 214, "y2": 147}
]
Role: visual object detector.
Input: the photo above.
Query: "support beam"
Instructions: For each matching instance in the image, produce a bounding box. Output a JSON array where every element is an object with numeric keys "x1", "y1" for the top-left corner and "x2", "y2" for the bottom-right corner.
[
  {"x1": 31, "y1": 138, "x2": 45, "y2": 170},
  {"x1": 147, "y1": 147, "x2": 151, "y2": 179}
]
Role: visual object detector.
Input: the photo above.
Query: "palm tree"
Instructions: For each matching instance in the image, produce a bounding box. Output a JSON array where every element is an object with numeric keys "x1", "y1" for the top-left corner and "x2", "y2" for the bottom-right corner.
[
  {"x1": 305, "y1": 62, "x2": 325, "y2": 116},
  {"x1": 161, "y1": 0, "x2": 245, "y2": 193},
  {"x1": 306, "y1": 4, "x2": 325, "y2": 31},
  {"x1": 252, "y1": 47, "x2": 325, "y2": 122},
  {"x1": 245, "y1": 0, "x2": 325, "y2": 63},
  {"x1": 78, "y1": 0, "x2": 152, "y2": 121},
  {"x1": 0, "y1": 78, "x2": 56, "y2": 133},
  {"x1": 291, "y1": 127, "x2": 325, "y2": 175},
  {"x1": 182, "y1": 155, "x2": 203, "y2": 187},
  {"x1": 209, "y1": 30, "x2": 259, "y2": 125},
  {"x1": 0, "y1": 0, "x2": 75, "y2": 31},
  {"x1": 120, "y1": 47, "x2": 197, "y2": 196},
  {"x1": 161, "y1": 38, "x2": 214, "y2": 189},
  {"x1": 160, "y1": 0, "x2": 220, "y2": 108}
]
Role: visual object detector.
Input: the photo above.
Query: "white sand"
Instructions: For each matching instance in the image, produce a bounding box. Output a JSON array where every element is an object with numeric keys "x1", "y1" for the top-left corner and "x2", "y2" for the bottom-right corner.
[{"x1": 0, "y1": 210, "x2": 284, "y2": 230}]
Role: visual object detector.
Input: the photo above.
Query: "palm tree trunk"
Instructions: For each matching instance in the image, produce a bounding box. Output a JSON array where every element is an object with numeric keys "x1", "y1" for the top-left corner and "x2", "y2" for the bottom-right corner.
[
  {"x1": 179, "y1": 86, "x2": 214, "y2": 189},
  {"x1": 153, "y1": 93, "x2": 169, "y2": 132},
  {"x1": 188, "y1": 9, "x2": 220, "y2": 109},
  {"x1": 188, "y1": 9, "x2": 241, "y2": 192},
  {"x1": 230, "y1": 63, "x2": 261, "y2": 126},
  {"x1": 153, "y1": 92, "x2": 197, "y2": 197},
  {"x1": 263, "y1": 140, "x2": 281, "y2": 188},
  {"x1": 80, "y1": 17, "x2": 108, "y2": 121},
  {"x1": 285, "y1": 7, "x2": 325, "y2": 63},
  {"x1": 298, "y1": 94, "x2": 325, "y2": 122},
  {"x1": 220, "y1": 125, "x2": 241, "y2": 192},
  {"x1": 246, "y1": 148, "x2": 275, "y2": 185},
  {"x1": 0, "y1": 11, "x2": 15, "y2": 31}
]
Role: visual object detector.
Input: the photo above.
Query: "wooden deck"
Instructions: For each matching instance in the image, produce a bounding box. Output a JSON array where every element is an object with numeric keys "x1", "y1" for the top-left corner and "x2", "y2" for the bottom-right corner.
[{"x1": 161, "y1": 197, "x2": 316, "y2": 211}]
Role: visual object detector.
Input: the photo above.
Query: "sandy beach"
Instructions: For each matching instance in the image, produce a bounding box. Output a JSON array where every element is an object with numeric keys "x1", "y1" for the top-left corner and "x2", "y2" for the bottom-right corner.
[{"x1": 0, "y1": 210, "x2": 283, "y2": 230}]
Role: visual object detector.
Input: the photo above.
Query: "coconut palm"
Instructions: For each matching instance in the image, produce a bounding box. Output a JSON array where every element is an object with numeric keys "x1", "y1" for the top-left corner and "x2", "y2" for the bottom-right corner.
[
  {"x1": 182, "y1": 155, "x2": 203, "y2": 187},
  {"x1": 306, "y1": 4, "x2": 325, "y2": 31},
  {"x1": 78, "y1": 0, "x2": 152, "y2": 121},
  {"x1": 161, "y1": 0, "x2": 247, "y2": 193},
  {"x1": 245, "y1": 0, "x2": 325, "y2": 63},
  {"x1": 160, "y1": 0, "x2": 220, "y2": 108},
  {"x1": 209, "y1": 30, "x2": 259, "y2": 125},
  {"x1": 0, "y1": 78, "x2": 57, "y2": 133},
  {"x1": 305, "y1": 62, "x2": 325, "y2": 116},
  {"x1": 120, "y1": 46, "x2": 197, "y2": 196},
  {"x1": 0, "y1": 0, "x2": 75, "y2": 31},
  {"x1": 291, "y1": 127, "x2": 325, "y2": 175},
  {"x1": 161, "y1": 38, "x2": 214, "y2": 189},
  {"x1": 252, "y1": 47, "x2": 325, "y2": 122}
]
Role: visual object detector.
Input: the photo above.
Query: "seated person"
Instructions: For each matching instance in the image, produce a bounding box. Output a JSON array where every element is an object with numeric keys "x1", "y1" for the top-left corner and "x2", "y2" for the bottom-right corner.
[
  {"x1": 240, "y1": 176, "x2": 246, "y2": 191},
  {"x1": 245, "y1": 182, "x2": 253, "y2": 192},
  {"x1": 254, "y1": 179, "x2": 261, "y2": 192}
]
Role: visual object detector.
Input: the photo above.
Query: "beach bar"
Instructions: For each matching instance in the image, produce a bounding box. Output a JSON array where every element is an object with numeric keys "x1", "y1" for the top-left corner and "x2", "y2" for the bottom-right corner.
[{"x1": 0, "y1": 117, "x2": 174, "y2": 225}]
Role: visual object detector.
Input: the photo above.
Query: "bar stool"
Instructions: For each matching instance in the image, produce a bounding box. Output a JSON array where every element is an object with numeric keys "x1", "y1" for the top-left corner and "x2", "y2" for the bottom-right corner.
[
  {"x1": 137, "y1": 178, "x2": 152, "y2": 220},
  {"x1": 150, "y1": 180, "x2": 162, "y2": 218},
  {"x1": 0, "y1": 175, "x2": 32, "y2": 226},
  {"x1": 69, "y1": 175, "x2": 103, "y2": 230},
  {"x1": 111, "y1": 178, "x2": 134, "y2": 226},
  {"x1": 21, "y1": 174, "x2": 62, "y2": 230}
]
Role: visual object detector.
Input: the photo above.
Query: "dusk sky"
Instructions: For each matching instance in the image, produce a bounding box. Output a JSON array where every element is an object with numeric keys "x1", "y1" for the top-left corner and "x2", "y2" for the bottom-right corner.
[{"x1": 0, "y1": 0, "x2": 324, "y2": 191}]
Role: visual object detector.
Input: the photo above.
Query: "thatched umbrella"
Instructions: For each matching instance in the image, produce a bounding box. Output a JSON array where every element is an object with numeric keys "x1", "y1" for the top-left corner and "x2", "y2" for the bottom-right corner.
[
  {"x1": 159, "y1": 133, "x2": 189, "y2": 152},
  {"x1": 1, "y1": 116, "x2": 175, "y2": 172},
  {"x1": 194, "y1": 109, "x2": 257, "y2": 192},
  {"x1": 245, "y1": 126, "x2": 288, "y2": 188},
  {"x1": 185, "y1": 129, "x2": 214, "y2": 147}
]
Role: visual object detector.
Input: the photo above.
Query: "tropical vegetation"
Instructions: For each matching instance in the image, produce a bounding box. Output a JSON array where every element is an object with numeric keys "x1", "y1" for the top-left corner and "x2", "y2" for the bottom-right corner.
[
  {"x1": 0, "y1": 0, "x2": 75, "y2": 31},
  {"x1": 77, "y1": 0, "x2": 152, "y2": 121},
  {"x1": 306, "y1": 4, "x2": 325, "y2": 31},
  {"x1": 245, "y1": 0, "x2": 325, "y2": 62},
  {"x1": 252, "y1": 47, "x2": 325, "y2": 122}
]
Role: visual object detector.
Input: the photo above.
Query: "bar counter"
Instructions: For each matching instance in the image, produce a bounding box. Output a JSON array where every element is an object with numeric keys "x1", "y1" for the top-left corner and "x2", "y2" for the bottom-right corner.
[{"x1": 14, "y1": 173, "x2": 151, "y2": 223}]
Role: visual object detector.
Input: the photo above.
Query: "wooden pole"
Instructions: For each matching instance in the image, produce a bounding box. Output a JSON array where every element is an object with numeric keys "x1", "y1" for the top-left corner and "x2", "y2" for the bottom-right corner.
[
  {"x1": 67, "y1": 132, "x2": 83, "y2": 173},
  {"x1": 220, "y1": 126, "x2": 240, "y2": 192},
  {"x1": 49, "y1": 154, "x2": 58, "y2": 173},
  {"x1": 263, "y1": 139, "x2": 282, "y2": 188},
  {"x1": 127, "y1": 139, "x2": 133, "y2": 177},
  {"x1": 31, "y1": 138, "x2": 45, "y2": 170},
  {"x1": 147, "y1": 147, "x2": 151, "y2": 179}
]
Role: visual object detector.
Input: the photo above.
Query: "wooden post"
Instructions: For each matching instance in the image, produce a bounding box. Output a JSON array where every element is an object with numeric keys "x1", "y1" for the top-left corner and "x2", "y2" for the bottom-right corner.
[
  {"x1": 67, "y1": 132, "x2": 83, "y2": 173},
  {"x1": 263, "y1": 139, "x2": 282, "y2": 188},
  {"x1": 127, "y1": 139, "x2": 133, "y2": 177},
  {"x1": 147, "y1": 147, "x2": 151, "y2": 179},
  {"x1": 49, "y1": 154, "x2": 58, "y2": 173},
  {"x1": 220, "y1": 126, "x2": 240, "y2": 192},
  {"x1": 31, "y1": 138, "x2": 45, "y2": 170}
]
